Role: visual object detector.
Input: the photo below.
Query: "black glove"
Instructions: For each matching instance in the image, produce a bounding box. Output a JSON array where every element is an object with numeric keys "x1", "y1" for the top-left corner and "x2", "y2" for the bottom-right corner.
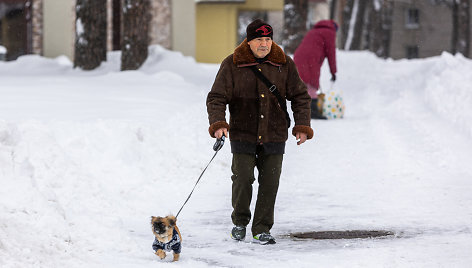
[{"x1": 331, "y1": 74, "x2": 336, "y2": 82}]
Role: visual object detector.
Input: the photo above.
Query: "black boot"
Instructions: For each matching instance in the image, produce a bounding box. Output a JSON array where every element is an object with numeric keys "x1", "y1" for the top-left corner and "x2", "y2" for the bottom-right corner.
[{"x1": 311, "y1": 99, "x2": 327, "y2": 120}]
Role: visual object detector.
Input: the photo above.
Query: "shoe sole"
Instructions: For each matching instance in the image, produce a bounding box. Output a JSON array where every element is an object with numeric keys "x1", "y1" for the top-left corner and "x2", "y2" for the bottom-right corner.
[
  {"x1": 252, "y1": 238, "x2": 276, "y2": 245},
  {"x1": 231, "y1": 234, "x2": 245, "y2": 241}
]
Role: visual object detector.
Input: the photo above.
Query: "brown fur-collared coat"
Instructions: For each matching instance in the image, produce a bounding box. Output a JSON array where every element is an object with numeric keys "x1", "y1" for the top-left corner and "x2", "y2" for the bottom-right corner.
[{"x1": 206, "y1": 39, "x2": 313, "y2": 144}]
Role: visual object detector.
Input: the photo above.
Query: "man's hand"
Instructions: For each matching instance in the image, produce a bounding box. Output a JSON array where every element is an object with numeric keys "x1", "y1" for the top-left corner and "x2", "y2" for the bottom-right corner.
[
  {"x1": 295, "y1": 132, "x2": 307, "y2": 145},
  {"x1": 214, "y1": 128, "x2": 228, "y2": 139}
]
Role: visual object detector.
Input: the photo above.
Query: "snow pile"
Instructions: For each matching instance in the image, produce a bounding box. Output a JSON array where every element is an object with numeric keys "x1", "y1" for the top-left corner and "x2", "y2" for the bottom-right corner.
[
  {"x1": 335, "y1": 50, "x2": 472, "y2": 138},
  {"x1": 423, "y1": 52, "x2": 472, "y2": 137},
  {"x1": 1, "y1": 46, "x2": 472, "y2": 267}
]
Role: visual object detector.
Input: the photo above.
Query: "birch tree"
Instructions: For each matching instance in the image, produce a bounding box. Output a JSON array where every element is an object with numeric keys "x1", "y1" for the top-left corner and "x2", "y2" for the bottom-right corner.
[
  {"x1": 121, "y1": 0, "x2": 150, "y2": 71},
  {"x1": 74, "y1": 0, "x2": 107, "y2": 70},
  {"x1": 282, "y1": 0, "x2": 308, "y2": 54}
]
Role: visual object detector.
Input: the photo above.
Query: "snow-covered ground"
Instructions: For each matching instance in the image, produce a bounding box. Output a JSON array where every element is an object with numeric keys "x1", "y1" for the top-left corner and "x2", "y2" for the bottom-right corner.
[{"x1": 1, "y1": 46, "x2": 471, "y2": 267}]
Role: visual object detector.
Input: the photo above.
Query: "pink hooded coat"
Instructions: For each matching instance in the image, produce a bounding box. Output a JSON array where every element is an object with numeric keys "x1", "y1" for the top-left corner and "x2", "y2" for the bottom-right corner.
[{"x1": 293, "y1": 20, "x2": 337, "y2": 98}]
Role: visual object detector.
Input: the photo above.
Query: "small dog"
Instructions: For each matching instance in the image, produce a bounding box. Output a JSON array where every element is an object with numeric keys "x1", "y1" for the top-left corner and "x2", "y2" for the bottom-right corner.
[{"x1": 151, "y1": 215, "x2": 182, "y2": 262}]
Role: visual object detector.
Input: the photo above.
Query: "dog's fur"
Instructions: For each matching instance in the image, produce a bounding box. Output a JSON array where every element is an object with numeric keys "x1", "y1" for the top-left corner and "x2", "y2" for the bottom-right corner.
[{"x1": 151, "y1": 215, "x2": 182, "y2": 262}]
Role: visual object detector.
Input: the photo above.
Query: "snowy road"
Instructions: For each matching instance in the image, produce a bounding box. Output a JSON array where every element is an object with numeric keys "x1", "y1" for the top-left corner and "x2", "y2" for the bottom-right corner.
[{"x1": 1, "y1": 49, "x2": 472, "y2": 267}]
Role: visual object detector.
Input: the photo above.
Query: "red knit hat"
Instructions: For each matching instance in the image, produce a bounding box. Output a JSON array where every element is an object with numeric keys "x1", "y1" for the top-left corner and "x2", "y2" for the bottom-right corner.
[{"x1": 246, "y1": 19, "x2": 273, "y2": 42}]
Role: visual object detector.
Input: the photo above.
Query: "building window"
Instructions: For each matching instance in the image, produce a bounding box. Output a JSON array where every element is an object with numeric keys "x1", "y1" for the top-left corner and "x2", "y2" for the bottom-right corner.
[
  {"x1": 406, "y1": 45, "x2": 419, "y2": 59},
  {"x1": 405, "y1": 8, "x2": 419, "y2": 29}
]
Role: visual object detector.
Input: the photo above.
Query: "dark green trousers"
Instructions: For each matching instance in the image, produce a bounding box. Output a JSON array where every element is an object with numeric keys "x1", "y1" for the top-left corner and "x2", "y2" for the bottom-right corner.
[{"x1": 231, "y1": 150, "x2": 283, "y2": 236}]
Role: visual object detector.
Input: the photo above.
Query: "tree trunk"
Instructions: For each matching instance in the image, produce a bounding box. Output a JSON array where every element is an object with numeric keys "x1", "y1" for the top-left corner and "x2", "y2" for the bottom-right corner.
[
  {"x1": 74, "y1": 0, "x2": 107, "y2": 70},
  {"x1": 282, "y1": 0, "x2": 308, "y2": 54},
  {"x1": 343, "y1": 0, "x2": 368, "y2": 50},
  {"x1": 361, "y1": 2, "x2": 372, "y2": 51},
  {"x1": 367, "y1": 0, "x2": 393, "y2": 58},
  {"x1": 330, "y1": 0, "x2": 338, "y2": 20},
  {"x1": 380, "y1": 0, "x2": 393, "y2": 58},
  {"x1": 452, "y1": 0, "x2": 470, "y2": 57},
  {"x1": 340, "y1": 0, "x2": 353, "y2": 49},
  {"x1": 452, "y1": 0, "x2": 459, "y2": 54},
  {"x1": 121, "y1": 0, "x2": 150, "y2": 71}
]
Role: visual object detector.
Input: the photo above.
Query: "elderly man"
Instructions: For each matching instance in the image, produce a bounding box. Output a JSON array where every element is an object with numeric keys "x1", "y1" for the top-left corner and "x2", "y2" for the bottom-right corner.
[{"x1": 206, "y1": 19, "x2": 313, "y2": 245}]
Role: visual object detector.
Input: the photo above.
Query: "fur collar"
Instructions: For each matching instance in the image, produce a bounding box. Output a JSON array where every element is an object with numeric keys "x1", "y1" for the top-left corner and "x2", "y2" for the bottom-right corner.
[{"x1": 233, "y1": 38, "x2": 286, "y2": 67}]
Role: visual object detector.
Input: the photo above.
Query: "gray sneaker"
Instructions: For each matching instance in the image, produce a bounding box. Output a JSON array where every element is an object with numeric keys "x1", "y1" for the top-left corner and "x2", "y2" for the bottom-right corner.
[
  {"x1": 253, "y1": 232, "x2": 276, "y2": 245},
  {"x1": 231, "y1": 226, "x2": 246, "y2": 241}
]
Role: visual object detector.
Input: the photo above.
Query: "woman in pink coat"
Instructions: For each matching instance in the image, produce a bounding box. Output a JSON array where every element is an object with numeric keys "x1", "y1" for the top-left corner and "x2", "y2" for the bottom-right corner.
[{"x1": 294, "y1": 20, "x2": 338, "y2": 119}]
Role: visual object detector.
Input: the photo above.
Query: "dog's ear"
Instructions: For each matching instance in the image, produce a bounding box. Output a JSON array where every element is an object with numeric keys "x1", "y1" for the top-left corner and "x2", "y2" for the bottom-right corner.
[{"x1": 167, "y1": 215, "x2": 176, "y2": 227}]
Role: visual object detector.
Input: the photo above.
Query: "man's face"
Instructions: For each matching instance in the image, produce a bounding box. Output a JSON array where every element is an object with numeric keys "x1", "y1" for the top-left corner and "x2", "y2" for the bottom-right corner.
[{"x1": 248, "y1": 37, "x2": 272, "y2": 58}]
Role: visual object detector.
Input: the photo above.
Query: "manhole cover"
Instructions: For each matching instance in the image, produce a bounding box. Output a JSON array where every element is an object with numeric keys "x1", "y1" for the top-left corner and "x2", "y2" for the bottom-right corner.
[{"x1": 290, "y1": 230, "x2": 394, "y2": 240}]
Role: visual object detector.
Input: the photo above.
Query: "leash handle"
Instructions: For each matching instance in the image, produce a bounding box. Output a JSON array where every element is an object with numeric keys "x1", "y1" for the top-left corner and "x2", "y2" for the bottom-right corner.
[
  {"x1": 213, "y1": 135, "x2": 225, "y2": 151},
  {"x1": 175, "y1": 135, "x2": 225, "y2": 218}
]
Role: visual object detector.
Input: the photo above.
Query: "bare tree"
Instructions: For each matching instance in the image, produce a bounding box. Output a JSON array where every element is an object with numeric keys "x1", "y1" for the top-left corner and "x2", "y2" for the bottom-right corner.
[
  {"x1": 74, "y1": 0, "x2": 107, "y2": 70},
  {"x1": 282, "y1": 0, "x2": 308, "y2": 54},
  {"x1": 121, "y1": 0, "x2": 151, "y2": 71}
]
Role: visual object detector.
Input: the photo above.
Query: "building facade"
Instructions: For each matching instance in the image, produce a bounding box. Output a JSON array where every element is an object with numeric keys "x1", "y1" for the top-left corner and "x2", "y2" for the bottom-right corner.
[
  {"x1": 389, "y1": 0, "x2": 455, "y2": 59},
  {"x1": 335, "y1": 0, "x2": 471, "y2": 59}
]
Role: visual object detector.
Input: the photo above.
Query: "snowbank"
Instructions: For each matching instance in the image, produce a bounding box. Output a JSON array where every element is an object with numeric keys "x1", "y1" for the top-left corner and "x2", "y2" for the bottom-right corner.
[{"x1": 423, "y1": 52, "x2": 472, "y2": 137}]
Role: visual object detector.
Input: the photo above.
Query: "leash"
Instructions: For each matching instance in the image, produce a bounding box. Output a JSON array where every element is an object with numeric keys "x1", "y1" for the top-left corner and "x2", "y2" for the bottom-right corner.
[{"x1": 175, "y1": 135, "x2": 225, "y2": 218}]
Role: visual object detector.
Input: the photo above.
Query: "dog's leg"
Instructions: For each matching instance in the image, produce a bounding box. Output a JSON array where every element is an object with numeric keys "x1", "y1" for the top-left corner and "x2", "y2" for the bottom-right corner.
[
  {"x1": 172, "y1": 253, "x2": 180, "y2": 261},
  {"x1": 155, "y1": 249, "x2": 166, "y2": 260}
]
